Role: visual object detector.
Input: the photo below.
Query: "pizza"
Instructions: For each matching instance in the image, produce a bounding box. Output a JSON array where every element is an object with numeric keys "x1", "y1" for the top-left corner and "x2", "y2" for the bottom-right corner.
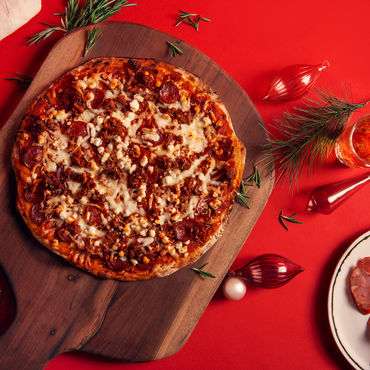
[{"x1": 12, "y1": 57, "x2": 246, "y2": 280}]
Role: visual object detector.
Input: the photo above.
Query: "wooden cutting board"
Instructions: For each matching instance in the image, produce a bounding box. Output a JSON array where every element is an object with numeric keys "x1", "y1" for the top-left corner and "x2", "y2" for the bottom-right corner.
[{"x1": 0, "y1": 22, "x2": 274, "y2": 368}]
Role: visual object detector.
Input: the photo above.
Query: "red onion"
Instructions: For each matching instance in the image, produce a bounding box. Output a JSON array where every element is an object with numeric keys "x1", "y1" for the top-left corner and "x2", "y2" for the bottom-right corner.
[
  {"x1": 263, "y1": 61, "x2": 330, "y2": 102},
  {"x1": 229, "y1": 254, "x2": 304, "y2": 289}
]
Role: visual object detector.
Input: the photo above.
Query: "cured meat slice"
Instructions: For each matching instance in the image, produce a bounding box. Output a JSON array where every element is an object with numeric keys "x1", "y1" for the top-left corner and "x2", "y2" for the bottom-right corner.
[
  {"x1": 159, "y1": 81, "x2": 179, "y2": 104},
  {"x1": 350, "y1": 257, "x2": 370, "y2": 315}
]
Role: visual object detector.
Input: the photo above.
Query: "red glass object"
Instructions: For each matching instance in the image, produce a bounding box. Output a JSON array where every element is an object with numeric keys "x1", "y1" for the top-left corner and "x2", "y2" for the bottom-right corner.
[
  {"x1": 335, "y1": 114, "x2": 370, "y2": 168},
  {"x1": 0, "y1": 266, "x2": 16, "y2": 335},
  {"x1": 229, "y1": 254, "x2": 304, "y2": 289},
  {"x1": 263, "y1": 60, "x2": 330, "y2": 102},
  {"x1": 306, "y1": 172, "x2": 370, "y2": 214}
]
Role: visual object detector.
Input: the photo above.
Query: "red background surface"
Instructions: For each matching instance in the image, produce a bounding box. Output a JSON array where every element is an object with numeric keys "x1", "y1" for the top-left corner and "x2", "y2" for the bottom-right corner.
[{"x1": 1, "y1": 0, "x2": 369, "y2": 369}]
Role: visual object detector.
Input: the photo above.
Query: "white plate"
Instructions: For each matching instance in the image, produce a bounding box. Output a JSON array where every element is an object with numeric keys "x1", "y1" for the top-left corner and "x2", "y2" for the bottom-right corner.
[{"x1": 328, "y1": 231, "x2": 370, "y2": 370}]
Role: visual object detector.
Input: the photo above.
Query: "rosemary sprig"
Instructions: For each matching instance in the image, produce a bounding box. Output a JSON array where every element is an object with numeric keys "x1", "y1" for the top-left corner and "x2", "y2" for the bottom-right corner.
[
  {"x1": 5, "y1": 73, "x2": 33, "y2": 90},
  {"x1": 279, "y1": 211, "x2": 303, "y2": 231},
  {"x1": 244, "y1": 166, "x2": 260, "y2": 188},
  {"x1": 174, "y1": 10, "x2": 196, "y2": 27},
  {"x1": 84, "y1": 26, "x2": 102, "y2": 56},
  {"x1": 264, "y1": 89, "x2": 368, "y2": 189},
  {"x1": 236, "y1": 167, "x2": 261, "y2": 208},
  {"x1": 174, "y1": 10, "x2": 211, "y2": 31},
  {"x1": 27, "y1": 0, "x2": 136, "y2": 45},
  {"x1": 191, "y1": 263, "x2": 216, "y2": 279},
  {"x1": 236, "y1": 180, "x2": 250, "y2": 208},
  {"x1": 167, "y1": 41, "x2": 185, "y2": 57}
]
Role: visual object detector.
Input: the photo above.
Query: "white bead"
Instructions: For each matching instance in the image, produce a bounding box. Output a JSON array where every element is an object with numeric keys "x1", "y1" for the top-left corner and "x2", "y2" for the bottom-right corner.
[{"x1": 222, "y1": 277, "x2": 247, "y2": 300}]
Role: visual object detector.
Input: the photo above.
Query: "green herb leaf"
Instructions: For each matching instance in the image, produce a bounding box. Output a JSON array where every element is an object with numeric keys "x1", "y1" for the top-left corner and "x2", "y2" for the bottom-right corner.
[
  {"x1": 236, "y1": 192, "x2": 250, "y2": 208},
  {"x1": 191, "y1": 263, "x2": 216, "y2": 279},
  {"x1": 236, "y1": 167, "x2": 261, "y2": 208},
  {"x1": 28, "y1": 0, "x2": 136, "y2": 46},
  {"x1": 174, "y1": 10, "x2": 211, "y2": 31},
  {"x1": 84, "y1": 26, "x2": 102, "y2": 56},
  {"x1": 279, "y1": 211, "x2": 303, "y2": 231},
  {"x1": 244, "y1": 166, "x2": 260, "y2": 188},
  {"x1": 174, "y1": 10, "x2": 196, "y2": 27},
  {"x1": 167, "y1": 41, "x2": 185, "y2": 57}
]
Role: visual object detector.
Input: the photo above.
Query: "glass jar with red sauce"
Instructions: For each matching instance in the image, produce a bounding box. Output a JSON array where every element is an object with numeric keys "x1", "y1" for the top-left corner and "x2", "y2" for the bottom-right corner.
[{"x1": 335, "y1": 114, "x2": 370, "y2": 168}]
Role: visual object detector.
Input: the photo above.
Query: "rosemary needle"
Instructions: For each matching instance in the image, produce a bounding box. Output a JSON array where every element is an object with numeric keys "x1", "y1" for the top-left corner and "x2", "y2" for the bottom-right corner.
[
  {"x1": 84, "y1": 26, "x2": 102, "y2": 56},
  {"x1": 236, "y1": 166, "x2": 261, "y2": 208},
  {"x1": 174, "y1": 10, "x2": 211, "y2": 31},
  {"x1": 191, "y1": 263, "x2": 216, "y2": 279},
  {"x1": 167, "y1": 41, "x2": 185, "y2": 57},
  {"x1": 244, "y1": 166, "x2": 260, "y2": 188},
  {"x1": 279, "y1": 211, "x2": 303, "y2": 231}
]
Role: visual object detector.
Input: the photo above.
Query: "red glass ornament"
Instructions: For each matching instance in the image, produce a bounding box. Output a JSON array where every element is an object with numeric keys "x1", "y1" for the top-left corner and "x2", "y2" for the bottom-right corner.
[
  {"x1": 229, "y1": 254, "x2": 304, "y2": 289},
  {"x1": 0, "y1": 266, "x2": 16, "y2": 335},
  {"x1": 263, "y1": 60, "x2": 330, "y2": 102},
  {"x1": 306, "y1": 172, "x2": 370, "y2": 214}
]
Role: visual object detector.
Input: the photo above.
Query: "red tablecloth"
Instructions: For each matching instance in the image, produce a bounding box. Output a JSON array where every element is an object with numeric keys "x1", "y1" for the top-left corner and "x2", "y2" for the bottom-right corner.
[{"x1": 1, "y1": 0, "x2": 369, "y2": 369}]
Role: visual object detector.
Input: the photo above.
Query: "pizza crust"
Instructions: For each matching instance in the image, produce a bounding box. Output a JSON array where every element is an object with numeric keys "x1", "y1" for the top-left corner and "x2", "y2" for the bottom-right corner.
[{"x1": 12, "y1": 57, "x2": 246, "y2": 280}]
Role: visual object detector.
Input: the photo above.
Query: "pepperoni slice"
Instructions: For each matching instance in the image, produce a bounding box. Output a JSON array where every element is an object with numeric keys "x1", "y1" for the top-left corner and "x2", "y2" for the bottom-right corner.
[
  {"x1": 30, "y1": 204, "x2": 45, "y2": 225},
  {"x1": 24, "y1": 184, "x2": 44, "y2": 203},
  {"x1": 22, "y1": 145, "x2": 42, "y2": 169},
  {"x1": 350, "y1": 257, "x2": 370, "y2": 315},
  {"x1": 68, "y1": 121, "x2": 88, "y2": 139},
  {"x1": 173, "y1": 220, "x2": 194, "y2": 242},
  {"x1": 90, "y1": 88, "x2": 105, "y2": 109},
  {"x1": 212, "y1": 139, "x2": 234, "y2": 161},
  {"x1": 86, "y1": 205, "x2": 102, "y2": 225},
  {"x1": 159, "y1": 81, "x2": 180, "y2": 104},
  {"x1": 68, "y1": 121, "x2": 86, "y2": 138}
]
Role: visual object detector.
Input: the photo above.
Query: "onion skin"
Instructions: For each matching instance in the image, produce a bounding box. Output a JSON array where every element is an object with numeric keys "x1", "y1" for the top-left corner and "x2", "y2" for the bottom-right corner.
[{"x1": 229, "y1": 254, "x2": 304, "y2": 289}]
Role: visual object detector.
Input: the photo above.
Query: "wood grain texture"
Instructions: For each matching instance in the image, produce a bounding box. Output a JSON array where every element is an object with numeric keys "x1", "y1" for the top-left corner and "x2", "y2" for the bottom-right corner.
[{"x1": 0, "y1": 22, "x2": 273, "y2": 368}]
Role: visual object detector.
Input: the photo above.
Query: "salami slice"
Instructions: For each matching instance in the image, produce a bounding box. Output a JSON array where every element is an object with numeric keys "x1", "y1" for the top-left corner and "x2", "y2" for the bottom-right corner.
[
  {"x1": 30, "y1": 204, "x2": 45, "y2": 225},
  {"x1": 68, "y1": 121, "x2": 88, "y2": 139},
  {"x1": 22, "y1": 145, "x2": 42, "y2": 168},
  {"x1": 90, "y1": 88, "x2": 105, "y2": 109},
  {"x1": 350, "y1": 257, "x2": 370, "y2": 315},
  {"x1": 159, "y1": 81, "x2": 180, "y2": 104}
]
